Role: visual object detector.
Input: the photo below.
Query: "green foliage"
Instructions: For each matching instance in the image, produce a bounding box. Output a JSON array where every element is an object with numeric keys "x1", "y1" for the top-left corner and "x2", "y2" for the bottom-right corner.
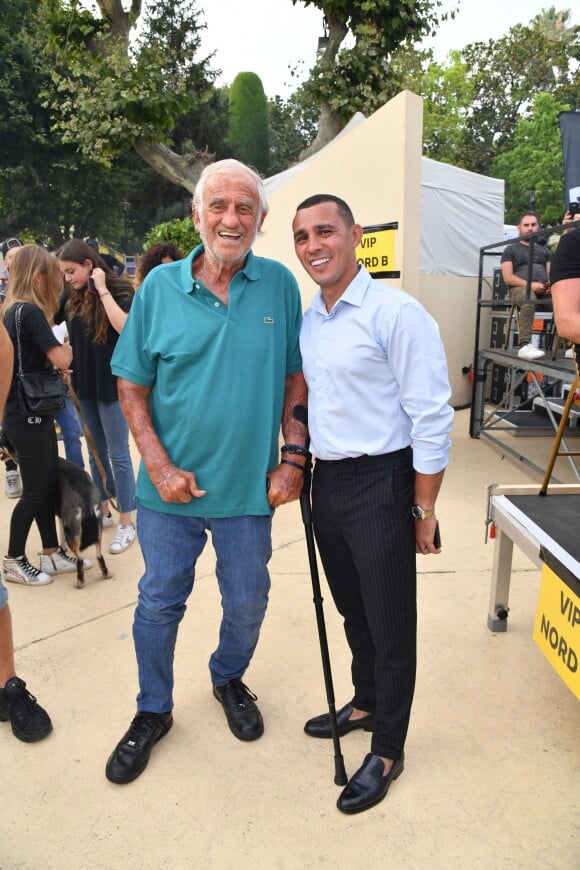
[
  {"x1": 227, "y1": 73, "x2": 270, "y2": 174},
  {"x1": 144, "y1": 218, "x2": 200, "y2": 255},
  {"x1": 41, "y1": 0, "x2": 217, "y2": 165},
  {"x1": 492, "y1": 93, "x2": 570, "y2": 225},
  {"x1": 294, "y1": 0, "x2": 445, "y2": 122},
  {"x1": 0, "y1": 0, "x2": 118, "y2": 244},
  {"x1": 268, "y1": 91, "x2": 318, "y2": 174},
  {"x1": 46, "y1": 40, "x2": 193, "y2": 163},
  {"x1": 0, "y1": 0, "x2": 205, "y2": 248},
  {"x1": 418, "y1": 51, "x2": 476, "y2": 166},
  {"x1": 405, "y1": 13, "x2": 579, "y2": 177},
  {"x1": 172, "y1": 87, "x2": 230, "y2": 162}
]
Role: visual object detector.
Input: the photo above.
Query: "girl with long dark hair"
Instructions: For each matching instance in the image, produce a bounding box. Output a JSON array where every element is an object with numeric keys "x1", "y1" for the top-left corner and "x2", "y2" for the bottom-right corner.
[{"x1": 56, "y1": 239, "x2": 137, "y2": 554}]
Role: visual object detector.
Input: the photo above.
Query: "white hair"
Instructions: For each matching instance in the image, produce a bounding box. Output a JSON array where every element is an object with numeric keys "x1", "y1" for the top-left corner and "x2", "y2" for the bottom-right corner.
[{"x1": 193, "y1": 159, "x2": 269, "y2": 223}]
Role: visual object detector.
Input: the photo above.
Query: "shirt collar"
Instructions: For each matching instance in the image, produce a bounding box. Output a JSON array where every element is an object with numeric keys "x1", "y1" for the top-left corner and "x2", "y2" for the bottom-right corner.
[
  {"x1": 311, "y1": 265, "x2": 372, "y2": 314},
  {"x1": 181, "y1": 244, "x2": 259, "y2": 293}
]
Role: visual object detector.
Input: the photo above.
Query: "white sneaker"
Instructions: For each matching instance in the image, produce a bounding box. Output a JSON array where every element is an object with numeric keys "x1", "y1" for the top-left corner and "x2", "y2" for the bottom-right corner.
[
  {"x1": 102, "y1": 513, "x2": 114, "y2": 529},
  {"x1": 3, "y1": 556, "x2": 52, "y2": 586},
  {"x1": 565, "y1": 347, "x2": 574, "y2": 359},
  {"x1": 517, "y1": 343, "x2": 545, "y2": 361},
  {"x1": 39, "y1": 547, "x2": 93, "y2": 575},
  {"x1": 5, "y1": 470, "x2": 22, "y2": 499},
  {"x1": 109, "y1": 524, "x2": 136, "y2": 554}
]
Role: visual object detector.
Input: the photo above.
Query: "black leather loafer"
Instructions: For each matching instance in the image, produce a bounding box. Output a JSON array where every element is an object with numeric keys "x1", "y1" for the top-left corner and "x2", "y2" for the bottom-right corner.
[
  {"x1": 337, "y1": 751, "x2": 404, "y2": 814},
  {"x1": 213, "y1": 680, "x2": 264, "y2": 741},
  {"x1": 105, "y1": 711, "x2": 173, "y2": 784},
  {"x1": 304, "y1": 702, "x2": 374, "y2": 738}
]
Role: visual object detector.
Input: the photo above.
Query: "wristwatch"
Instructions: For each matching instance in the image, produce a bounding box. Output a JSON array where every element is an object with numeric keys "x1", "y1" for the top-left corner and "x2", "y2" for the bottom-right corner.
[{"x1": 411, "y1": 505, "x2": 434, "y2": 520}]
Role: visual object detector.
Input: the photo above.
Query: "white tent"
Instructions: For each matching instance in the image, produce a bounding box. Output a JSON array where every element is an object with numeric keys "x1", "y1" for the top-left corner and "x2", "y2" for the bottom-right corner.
[{"x1": 420, "y1": 157, "x2": 504, "y2": 277}]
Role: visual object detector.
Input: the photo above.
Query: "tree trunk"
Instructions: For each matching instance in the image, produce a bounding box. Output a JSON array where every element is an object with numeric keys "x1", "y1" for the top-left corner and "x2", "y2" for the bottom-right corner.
[
  {"x1": 134, "y1": 142, "x2": 214, "y2": 193},
  {"x1": 299, "y1": 105, "x2": 344, "y2": 160},
  {"x1": 98, "y1": 0, "x2": 142, "y2": 39},
  {"x1": 299, "y1": 11, "x2": 348, "y2": 160}
]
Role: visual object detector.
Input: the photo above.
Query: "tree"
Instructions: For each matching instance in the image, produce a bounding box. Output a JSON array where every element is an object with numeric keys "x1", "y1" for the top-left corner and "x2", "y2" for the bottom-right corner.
[
  {"x1": 406, "y1": 11, "x2": 579, "y2": 176},
  {"x1": 43, "y1": 0, "x2": 447, "y2": 178},
  {"x1": 227, "y1": 73, "x2": 270, "y2": 174},
  {"x1": 268, "y1": 92, "x2": 318, "y2": 175},
  {"x1": 417, "y1": 50, "x2": 476, "y2": 167},
  {"x1": 492, "y1": 93, "x2": 570, "y2": 225},
  {"x1": 0, "y1": 0, "x2": 135, "y2": 246},
  {"x1": 43, "y1": 0, "x2": 219, "y2": 192},
  {"x1": 292, "y1": 0, "x2": 446, "y2": 156}
]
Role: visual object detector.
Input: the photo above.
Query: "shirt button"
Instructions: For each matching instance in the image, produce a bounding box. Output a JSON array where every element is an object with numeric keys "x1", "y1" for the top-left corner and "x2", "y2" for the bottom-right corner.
[{"x1": 214, "y1": 302, "x2": 219, "y2": 307}]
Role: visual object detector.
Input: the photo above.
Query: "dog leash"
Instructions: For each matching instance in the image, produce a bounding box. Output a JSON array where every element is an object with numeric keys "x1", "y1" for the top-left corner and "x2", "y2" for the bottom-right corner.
[{"x1": 66, "y1": 382, "x2": 120, "y2": 514}]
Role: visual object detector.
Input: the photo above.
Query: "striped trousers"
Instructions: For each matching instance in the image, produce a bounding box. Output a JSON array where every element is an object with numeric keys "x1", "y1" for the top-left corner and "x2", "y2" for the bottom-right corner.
[{"x1": 312, "y1": 448, "x2": 417, "y2": 759}]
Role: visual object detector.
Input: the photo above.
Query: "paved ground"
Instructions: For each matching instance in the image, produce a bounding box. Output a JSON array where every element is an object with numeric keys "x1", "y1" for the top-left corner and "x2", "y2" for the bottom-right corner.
[{"x1": 1, "y1": 409, "x2": 578, "y2": 869}]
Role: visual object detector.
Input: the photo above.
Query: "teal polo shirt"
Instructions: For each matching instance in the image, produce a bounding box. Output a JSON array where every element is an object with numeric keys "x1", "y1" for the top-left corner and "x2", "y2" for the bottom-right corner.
[{"x1": 111, "y1": 246, "x2": 303, "y2": 518}]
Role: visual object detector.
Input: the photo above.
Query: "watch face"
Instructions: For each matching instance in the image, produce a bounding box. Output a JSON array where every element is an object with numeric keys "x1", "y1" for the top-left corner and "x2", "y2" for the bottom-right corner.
[{"x1": 412, "y1": 506, "x2": 422, "y2": 519}]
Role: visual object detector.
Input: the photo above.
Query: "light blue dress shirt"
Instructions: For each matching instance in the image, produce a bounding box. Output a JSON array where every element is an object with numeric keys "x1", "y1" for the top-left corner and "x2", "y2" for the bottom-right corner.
[{"x1": 299, "y1": 267, "x2": 453, "y2": 472}]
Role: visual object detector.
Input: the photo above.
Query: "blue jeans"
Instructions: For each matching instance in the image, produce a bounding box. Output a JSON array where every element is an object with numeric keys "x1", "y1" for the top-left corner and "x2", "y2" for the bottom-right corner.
[
  {"x1": 0, "y1": 576, "x2": 8, "y2": 610},
  {"x1": 55, "y1": 396, "x2": 84, "y2": 469},
  {"x1": 78, "y1": 398, "x2": 136, "y2": 514},
  {"x1": 133, "y1": 506, "x2": 272, "y2": 713}
]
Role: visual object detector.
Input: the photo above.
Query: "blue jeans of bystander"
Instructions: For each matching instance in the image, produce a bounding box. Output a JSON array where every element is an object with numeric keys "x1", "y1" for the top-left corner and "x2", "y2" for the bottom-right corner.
[
  {"x1": 78, "y1": 398, "x2": 136, "y2": 514},
  {"x1": 55, "y1": 395, "x2": 84, "y2": 469}
]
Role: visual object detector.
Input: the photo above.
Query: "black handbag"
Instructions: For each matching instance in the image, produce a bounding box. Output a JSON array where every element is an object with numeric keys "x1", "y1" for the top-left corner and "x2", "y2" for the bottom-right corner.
[{"x1": 14, "y1": 305, "x2": 67, "y2": 417}]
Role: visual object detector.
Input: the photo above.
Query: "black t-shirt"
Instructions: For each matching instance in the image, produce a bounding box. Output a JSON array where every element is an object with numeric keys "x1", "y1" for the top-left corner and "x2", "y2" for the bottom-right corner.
[
  {"x1": 2, "y1": 302, "x2": 61, "y2": 425},
  {"x1": 54, "y1": 290, "x2": 133, "y2": 402},
  {"x1": 550, "y1": 228, "x2": 580, "y2": 284}
]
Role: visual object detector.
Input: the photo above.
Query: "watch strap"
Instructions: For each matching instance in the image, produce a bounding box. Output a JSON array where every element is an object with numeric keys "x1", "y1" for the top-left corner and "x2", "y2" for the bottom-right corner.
[{"x1": 412, "y1": 505, "x2": 434, "y2": 520}]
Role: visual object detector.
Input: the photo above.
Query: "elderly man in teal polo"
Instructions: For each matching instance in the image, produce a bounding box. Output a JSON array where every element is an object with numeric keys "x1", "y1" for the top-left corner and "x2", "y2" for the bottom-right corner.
[{"x1": 106, "y1": 159, "x2": 308, "y2": 784}]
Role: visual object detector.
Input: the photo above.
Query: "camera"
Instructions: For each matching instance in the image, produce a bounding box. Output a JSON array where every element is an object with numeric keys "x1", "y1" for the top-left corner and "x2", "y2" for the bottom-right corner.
[{"x1": 569, "y1": 201, "x2": 580, "y2": 218}]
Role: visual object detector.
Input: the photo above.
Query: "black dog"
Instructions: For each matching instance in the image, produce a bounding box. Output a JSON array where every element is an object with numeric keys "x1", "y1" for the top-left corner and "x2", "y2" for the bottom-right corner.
[{"x1": 56, "y1": 458, "x2": 114, "y2": 588}]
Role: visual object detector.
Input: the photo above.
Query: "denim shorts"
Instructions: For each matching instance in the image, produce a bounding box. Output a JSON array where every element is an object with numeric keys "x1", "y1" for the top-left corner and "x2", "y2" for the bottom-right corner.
[{"x1": 0, "y1": 575, "x2": 8, "y2": 611}]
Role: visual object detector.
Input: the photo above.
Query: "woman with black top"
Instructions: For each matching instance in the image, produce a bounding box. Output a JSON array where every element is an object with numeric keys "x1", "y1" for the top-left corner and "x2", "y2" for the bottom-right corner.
[
  {"x1": 551, "y1": 215, "x2": 580, "y2": 345},
  {"x1": 56, "y1": 239, "x2": 137, "y2": 554},
  {"x1": 1, "y1": 245, "x2": 78, "y2": 586},
  {"x1": 1, "y1": 239, "x2": 24, "y2": 499}
]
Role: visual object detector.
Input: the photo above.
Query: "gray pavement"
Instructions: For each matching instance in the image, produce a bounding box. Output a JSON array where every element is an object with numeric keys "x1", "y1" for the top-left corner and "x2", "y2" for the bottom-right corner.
[{"x1": 1, "y1": 409, "x2": 578, "y2": 869}]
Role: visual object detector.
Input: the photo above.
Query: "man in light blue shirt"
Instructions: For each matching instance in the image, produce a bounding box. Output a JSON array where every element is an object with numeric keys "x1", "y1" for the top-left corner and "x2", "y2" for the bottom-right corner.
[
  {"x1": 104, "y1": 160, "x2": 308, "y2": 786},
  {"x1": 293, "y1": 194, "x2": 453, "y2": 814}
]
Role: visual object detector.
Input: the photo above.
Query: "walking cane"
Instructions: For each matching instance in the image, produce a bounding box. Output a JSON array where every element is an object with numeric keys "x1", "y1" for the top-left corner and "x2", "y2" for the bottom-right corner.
[{"x1": 293, "y1": 405, "x2": 347, "y2": 786}]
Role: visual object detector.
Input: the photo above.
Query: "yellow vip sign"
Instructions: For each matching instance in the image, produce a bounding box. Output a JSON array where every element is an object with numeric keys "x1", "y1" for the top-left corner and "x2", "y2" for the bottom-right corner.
[
  {"x1": 356, "y1": 223, "x2": 399, "y2": 279},
  {"x1": 533, "y1": 555, "x2": 580, "y2": 699}
]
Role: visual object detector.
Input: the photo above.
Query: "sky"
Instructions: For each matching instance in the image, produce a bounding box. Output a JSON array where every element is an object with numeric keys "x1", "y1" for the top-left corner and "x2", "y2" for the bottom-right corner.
[{"x1": 200, "y1": 0, "x2": 579, "y2": 98}]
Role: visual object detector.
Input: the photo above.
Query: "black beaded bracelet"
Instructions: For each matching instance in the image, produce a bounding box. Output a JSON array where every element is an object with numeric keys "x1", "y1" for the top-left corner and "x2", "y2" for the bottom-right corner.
[
  {"x1": 281, "y1": 443, "x2": 309, "y2": 457},
  {"x1": 281, "y1": 459, "x2": 306, "y2": 472}
]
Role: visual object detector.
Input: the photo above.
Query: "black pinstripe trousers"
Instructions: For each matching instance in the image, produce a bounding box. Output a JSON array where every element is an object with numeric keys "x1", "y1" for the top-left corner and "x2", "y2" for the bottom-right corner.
[{"x1": 311, "y1": 447, "x2": 416, "y2": 760}]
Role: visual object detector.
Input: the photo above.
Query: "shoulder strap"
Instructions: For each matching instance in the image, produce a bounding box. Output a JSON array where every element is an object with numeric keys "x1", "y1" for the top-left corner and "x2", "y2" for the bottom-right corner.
[{"x1": 14, "y1": 305, "x2": 25, "y2": 377}]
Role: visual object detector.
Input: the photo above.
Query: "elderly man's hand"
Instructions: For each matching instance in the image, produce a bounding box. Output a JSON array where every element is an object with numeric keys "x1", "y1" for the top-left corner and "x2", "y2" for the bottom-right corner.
[
  {"x1": 266, "y1": 461, "x2": 305, "y2": 507},
  {"x1": 151, "y1": 462, "x2": 206, "y2": 503}
]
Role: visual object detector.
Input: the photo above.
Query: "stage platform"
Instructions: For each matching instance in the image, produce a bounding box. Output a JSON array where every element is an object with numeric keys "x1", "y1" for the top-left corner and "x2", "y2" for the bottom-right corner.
[{"x1": 486, "y1": 484, "x2": 580, "y2": 632}]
